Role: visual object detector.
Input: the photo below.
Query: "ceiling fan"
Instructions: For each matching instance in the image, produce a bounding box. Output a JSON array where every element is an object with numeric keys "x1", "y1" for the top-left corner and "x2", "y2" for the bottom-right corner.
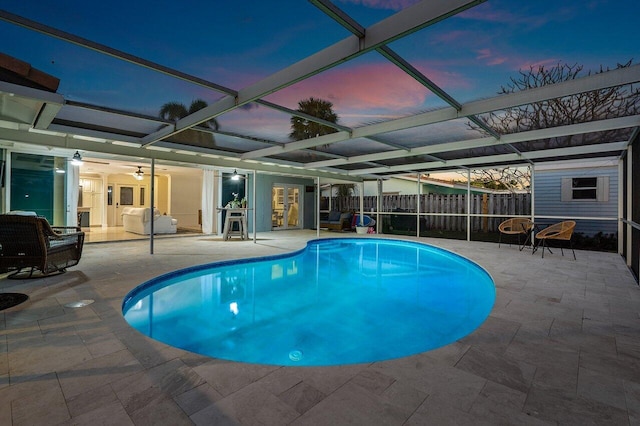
[{"x1": 133, "y1": 166, "x2": 144, "y2": 180}]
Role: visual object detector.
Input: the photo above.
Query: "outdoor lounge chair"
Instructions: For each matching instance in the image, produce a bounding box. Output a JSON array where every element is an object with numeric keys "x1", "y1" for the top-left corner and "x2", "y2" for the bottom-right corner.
[
  {"x1": 0, "y1": 214, "x2": 85, "y2": 278},
  {"x1": 534, "y1": 220, "x2": 576, "y2": 260},
  {"x1": 498, "y1": 217, "x2": 534, "y2": 250},
  {"x1": 320, "y1": 211, "x2": 352, "y2": 231}
]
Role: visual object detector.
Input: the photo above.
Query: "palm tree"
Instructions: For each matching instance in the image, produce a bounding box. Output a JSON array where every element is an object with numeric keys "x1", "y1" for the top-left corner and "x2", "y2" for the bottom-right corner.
[
  {"x1": 159, "y1": 102, "x2": 189, "y2": 122},
  {"x1": 335, "y1": 183, "x2": 355, "y2": 197},
  {"x1": 159, "y1": 99, "x2": 219, "y2": 130},
  {"x1": 159, "y1": 99, "x2": 219, "y2": 146},
  {"x1": 289, "y1": 97, "x2": 338, "y2": 141}
]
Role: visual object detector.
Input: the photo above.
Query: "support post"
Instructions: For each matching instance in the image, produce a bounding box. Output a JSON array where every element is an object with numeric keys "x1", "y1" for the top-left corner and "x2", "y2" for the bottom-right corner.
[
  {"x1": 150, "y1": 158, "x2": 155, "y2": 255},
  {"x1": 316, "y1": 177, "x2": 320, "y2": 238},
  {"x1": 466, "y1": 169, "x2": 471, "y2": 241},
  {"x1": 252, "y1": 170, "x2": 257, "y2": 243},
  {"x1": 417, "y1": 173, "x2": 421, "y2": 237}
]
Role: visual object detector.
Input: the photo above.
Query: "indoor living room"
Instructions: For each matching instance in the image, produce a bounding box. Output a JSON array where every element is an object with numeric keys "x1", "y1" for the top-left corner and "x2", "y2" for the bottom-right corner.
[{"x1": 76, "y1": 155, "x2": 204, "y2": 242}]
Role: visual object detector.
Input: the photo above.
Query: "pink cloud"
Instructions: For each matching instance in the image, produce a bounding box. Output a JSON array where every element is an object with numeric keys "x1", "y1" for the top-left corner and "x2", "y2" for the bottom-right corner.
[
  {"x1": 337, "y1": 0, "x2": 420, "y2": 11},
  {"x1": 475, "y1": 48, "x2": 507, "y2": 66},
  {"x1": 265, "y1": 62, "x2": 455, "y2": 114}
]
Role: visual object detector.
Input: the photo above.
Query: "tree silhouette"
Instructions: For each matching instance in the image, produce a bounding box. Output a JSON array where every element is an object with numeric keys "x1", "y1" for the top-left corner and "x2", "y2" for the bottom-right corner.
[
  {"x1": 159, "y1": 99, "x2": 219, "y2": 131},
  {"x1": 464, "y1": 60, "x2": 639, "y2": 191},
  {"x1": 457, "y1": 166, "x2": 531, "y2": 193},
  {"x1": 289, "y1": 97, "x2": 339, "y2": 141},
  {"x1": 469, "y1": 60, "x2": 639, "y2": 150},
  {"x1": 159, "y1": 98, "x2": 219, "y2": 147}
]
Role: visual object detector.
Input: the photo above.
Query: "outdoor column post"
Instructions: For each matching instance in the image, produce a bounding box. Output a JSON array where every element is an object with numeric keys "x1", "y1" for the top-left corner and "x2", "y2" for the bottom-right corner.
[
  {"x1": 618, "y1": 157, "x2": 624, "y2": 255},
  {"x1": 316, "y1": 177, "x2": 320, "y2": 238},
  {"x1": 531, "y1": 164, "x2": 536, "y2": 242},
  {"x1": 3, "y1": 154, "x2": 10, "y2": 216},
  {"x1": 252, "y1": 170, "x2": 257, "y2": 243},
  {"x1": 466, "y1": 169, "x2": 472, "y2": 241},
  {"x1": 627, "y1": 144, "x2": 633, "y2": 267},
  {"x1": 377, "y1": 179, "x2": 382, "y2": 234},
  {"x1": 150, "y1": 158, "x2": 155, "y2": 255},
  {"x1": 416, "y1": 173, "x2": 421, "y2": 237},
  {"x1": 359, "y1": 182, "x2": 364, "y2": 226}
]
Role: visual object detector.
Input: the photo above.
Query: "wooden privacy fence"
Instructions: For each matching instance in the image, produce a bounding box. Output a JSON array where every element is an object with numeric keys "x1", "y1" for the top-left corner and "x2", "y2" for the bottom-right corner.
[{"x1": 322, "y1": 193, "x2": 531, "y2": 232}]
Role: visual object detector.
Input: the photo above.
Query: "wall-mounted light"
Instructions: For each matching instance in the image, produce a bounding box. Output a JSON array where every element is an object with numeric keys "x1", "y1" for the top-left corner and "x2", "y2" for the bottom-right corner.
[
  {"x1": 134, "y1": 166, "x2": 144, "y2": 180},
  {"x1": 71, "y1": 151, "x2": 83, "y2": 166}
]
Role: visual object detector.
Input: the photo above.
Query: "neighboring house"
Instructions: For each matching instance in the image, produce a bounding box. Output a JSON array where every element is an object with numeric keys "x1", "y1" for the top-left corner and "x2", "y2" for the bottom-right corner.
[
  {"x1": 362, "y1": 175, "x2": 501, "y2": 196},
  {"x1": 534, "y1": 159, "x2": 618, "y2": 236}
]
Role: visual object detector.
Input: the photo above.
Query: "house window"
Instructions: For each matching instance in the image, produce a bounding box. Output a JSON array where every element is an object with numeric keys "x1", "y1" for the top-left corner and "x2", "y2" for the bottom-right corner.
[
  {"x1": 561, "y1": 176, "x2": 609, "y2": 202},
  {"x1": 571, "y1": 177, "x2": 597, "y2": 200},
  {"x1": 120, "y1": 187, "x2": 134, "y2": 205}
]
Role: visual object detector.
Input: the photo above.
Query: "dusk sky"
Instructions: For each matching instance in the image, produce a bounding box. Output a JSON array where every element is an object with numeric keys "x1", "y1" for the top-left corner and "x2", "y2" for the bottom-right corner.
[{"x1": 1, "y1": 0, "x2": 638, "y2": 140}]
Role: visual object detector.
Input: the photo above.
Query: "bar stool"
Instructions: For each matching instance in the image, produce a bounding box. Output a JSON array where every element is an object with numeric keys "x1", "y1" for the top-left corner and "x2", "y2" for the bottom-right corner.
[{"x1": 225, "y1": 215, "x2": 245, "y2": 240}]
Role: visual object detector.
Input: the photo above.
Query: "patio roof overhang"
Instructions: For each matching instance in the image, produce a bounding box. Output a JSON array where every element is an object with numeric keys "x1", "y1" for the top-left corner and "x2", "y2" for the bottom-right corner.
[{"x1": 0, "y1": 1, "x2": 638, "y2": 181}]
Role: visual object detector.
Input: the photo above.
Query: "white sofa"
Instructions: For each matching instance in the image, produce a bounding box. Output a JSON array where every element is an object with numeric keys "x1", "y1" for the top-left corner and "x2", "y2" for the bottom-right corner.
[{"x1": 121, "y1": 207, "x2": 177, "y2": 235}]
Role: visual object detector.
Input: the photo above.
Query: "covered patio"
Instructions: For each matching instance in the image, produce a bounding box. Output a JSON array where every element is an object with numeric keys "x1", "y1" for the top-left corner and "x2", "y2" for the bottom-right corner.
[
  {"x1": 0, "y1": 1, "x2": 638, "y2": 269},
  {"x1": 0, "y1": 231, "x2": 638, "y2": 424}
]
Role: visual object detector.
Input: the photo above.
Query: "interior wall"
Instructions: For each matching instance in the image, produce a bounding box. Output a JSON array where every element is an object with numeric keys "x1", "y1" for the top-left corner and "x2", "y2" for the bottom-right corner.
[
  {"x1": 170, "y1": 173, "x2": 202, "y2": 229},
  {"x1": 76, "y1": 169, "x2": 198, "y2": 228},
  {"x1": 154, "y1": 174, "x2": 169, "y2": 214}
]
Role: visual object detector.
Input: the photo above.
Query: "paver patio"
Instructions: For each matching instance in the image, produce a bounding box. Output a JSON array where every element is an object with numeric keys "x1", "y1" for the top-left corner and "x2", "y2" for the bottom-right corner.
[{"x1": 1, "y1": 231, "x2": 638, "y2": 425}]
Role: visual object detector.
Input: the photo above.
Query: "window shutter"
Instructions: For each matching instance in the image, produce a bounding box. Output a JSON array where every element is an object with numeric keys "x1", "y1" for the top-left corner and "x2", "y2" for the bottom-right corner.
[
  {"x1": 561, "y1": 178, "x2": 571, "y2": 201},
  {"x1": 596, "y1": 176, "x2": 609, "y2": 202}
]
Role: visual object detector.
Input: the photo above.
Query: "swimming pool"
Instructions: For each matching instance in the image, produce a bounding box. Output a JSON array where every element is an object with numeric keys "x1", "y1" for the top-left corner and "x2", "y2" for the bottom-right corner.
[{"x1": 122, "y1": 238, "x2": 495, "y2": 366}]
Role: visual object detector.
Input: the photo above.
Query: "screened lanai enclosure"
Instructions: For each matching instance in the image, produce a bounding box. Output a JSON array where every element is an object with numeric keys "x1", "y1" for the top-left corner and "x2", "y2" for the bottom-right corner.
[{"x1": 0, "y1": 0, "x2": 638, "y2": 280}]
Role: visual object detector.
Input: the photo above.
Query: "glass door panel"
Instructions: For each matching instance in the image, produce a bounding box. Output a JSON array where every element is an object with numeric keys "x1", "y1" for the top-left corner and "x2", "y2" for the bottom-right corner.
[{"x1": 272, "y1": 184, "x2": 301, "y2": 230}]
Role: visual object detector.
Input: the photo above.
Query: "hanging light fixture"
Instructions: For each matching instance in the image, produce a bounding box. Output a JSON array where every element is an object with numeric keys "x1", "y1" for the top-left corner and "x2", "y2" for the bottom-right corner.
[
  {"x1": 231, "y1": 169, "x2": 240, "y2": 181},
  {"x1": 134, "y1": 166, "x2": 144, "y2": 180},
  {"x1": 71, "y1": 151, "x2": 83, "y2": 166}
]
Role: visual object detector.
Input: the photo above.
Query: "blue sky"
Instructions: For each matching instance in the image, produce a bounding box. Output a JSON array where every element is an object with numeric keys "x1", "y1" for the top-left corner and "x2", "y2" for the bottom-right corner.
[{"x1": 1, "y1": 0, "x2": 638, "y2": 135}]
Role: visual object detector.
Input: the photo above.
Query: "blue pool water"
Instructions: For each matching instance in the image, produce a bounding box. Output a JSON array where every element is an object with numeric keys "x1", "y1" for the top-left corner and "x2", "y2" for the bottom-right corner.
[{"x1": 122, "y1": 238, "x2": 495, "y2": 366}]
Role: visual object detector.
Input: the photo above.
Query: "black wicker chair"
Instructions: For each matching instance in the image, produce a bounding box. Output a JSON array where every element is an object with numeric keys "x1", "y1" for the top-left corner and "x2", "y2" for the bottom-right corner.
[{"x1": 0, "y1": 215, "x2": 85, "y2": 279}]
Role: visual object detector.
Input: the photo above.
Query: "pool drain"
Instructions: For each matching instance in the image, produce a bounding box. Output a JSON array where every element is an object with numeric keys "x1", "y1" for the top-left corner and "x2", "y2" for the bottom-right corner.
[{"x1": 289, "y1": 350, "x2": 303, "y2": 361}]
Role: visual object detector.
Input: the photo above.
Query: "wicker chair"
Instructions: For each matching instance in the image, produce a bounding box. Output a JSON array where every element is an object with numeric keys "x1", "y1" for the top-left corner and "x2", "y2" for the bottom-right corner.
[
  {"x1": 0, "y1": 215, "x2": 85, "y2": 278},
  {"x1": 498, "y1": 218, "x2": 534, "y2": 250},
  {"x1": 534, "y1": 220, "x2": 576, "y2": 260}
]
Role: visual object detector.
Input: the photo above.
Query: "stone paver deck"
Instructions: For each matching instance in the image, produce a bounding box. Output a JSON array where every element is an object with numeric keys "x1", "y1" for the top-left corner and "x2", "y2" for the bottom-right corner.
[{"x1": 1, "y1": 231, "x2": 638, "y2": 425}]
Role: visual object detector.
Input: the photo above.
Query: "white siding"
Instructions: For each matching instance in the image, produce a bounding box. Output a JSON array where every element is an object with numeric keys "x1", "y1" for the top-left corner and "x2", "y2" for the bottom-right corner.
[{"x1": 534, "y1": 166, "x2": 618, "y2": 236}]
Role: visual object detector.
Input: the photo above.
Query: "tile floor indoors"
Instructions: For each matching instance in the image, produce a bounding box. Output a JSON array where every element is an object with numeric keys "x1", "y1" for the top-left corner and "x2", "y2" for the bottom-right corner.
[{"x1": 0, "y1": 230, "x2": 638, "y2": 425}]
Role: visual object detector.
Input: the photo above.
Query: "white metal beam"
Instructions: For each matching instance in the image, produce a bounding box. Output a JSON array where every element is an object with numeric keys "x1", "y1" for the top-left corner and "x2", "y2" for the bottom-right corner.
[
  {"x1": 242, "y1": 64, "x2": 640, "y2": 159},
  {"x1": 350, "y1": 141, "x2": 630, "y2": 175},
  {"x1": 0, "y1": 126, "x2": 362, "y2": 182},
  {"x1": 305, "y1": 115, "x2": 640, "y2": 168},
  {"x1": 355, "y1": 65, "x2": 640, "y2": 138},
  {"x1": 147, "y1": 0, "x2": 483, "y2": 146}
]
